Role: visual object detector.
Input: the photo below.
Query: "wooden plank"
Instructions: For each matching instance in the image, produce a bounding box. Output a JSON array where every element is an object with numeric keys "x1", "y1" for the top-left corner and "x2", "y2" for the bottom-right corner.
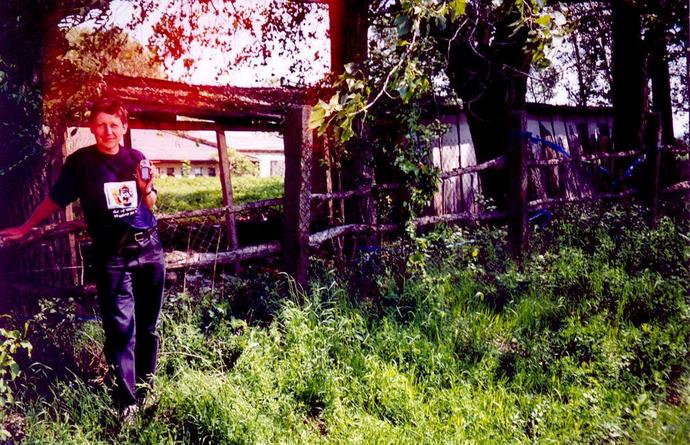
[
  {"x1": 0, "y1": 220, "x2": 87, "y2": 249},
  {"x1": 582, "y1": 150, "x2": 640, "y2": 160},
  {"x1": 643, "y1": 113, "x2": 662, "y2": 224},
  {"x1": 216, "y1": 130, "x2": 240, "y2": 273},
  {"x1": 666, "y1": 148, "x2": 690, "y2": 154},
  {"x1": 414, "y1": 210, "x2": 505, "y2": 227},
  {"x1": 554, "y1": 114, "x2": 582, "y2": 199},
  {"x1": 127, "y1": 119, "x2": 282, "y2": 133},
  {"x1": 431, "y1": 112, "x2": 462, "y2": 215},
  {"x1": 455, "y1": 112, "x2": 467, "y2": 213},
  {"x1": 457, "y1": 111, "x2": 478, "y2": 213},
  {"x1": 432, "y1": 143, "x2": 443, "y2": 214},
  {"x1": 661, "y1": 181, "x2": 690, "y2": 193},
  {"x1": 441, "y1": 156, "x2": 507, "y2": 179},
  {"x1": 528, "y1": 189, "x2": 639, "y2": 208},
  {"x1": 165, "y1": 242, "x2": 282, "y2": 270},
  {"x1": 311, "y1": 186, "x2": 371, "y2": 202},
  {"x1": 309, "y1": 224, "x2": 398, "y2": 248},
  {"x1": 507, "y1": 111, "x2": 529, "y2": 259}
]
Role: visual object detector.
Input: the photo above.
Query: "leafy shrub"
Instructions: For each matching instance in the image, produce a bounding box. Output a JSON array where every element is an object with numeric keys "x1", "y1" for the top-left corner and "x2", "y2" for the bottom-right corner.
[
  {"x1": 0, "y1": 319, "x2": 32, "y2": 441},
  {"x1": 156, "y1": 175, "x2": 283, "y2": 213}
]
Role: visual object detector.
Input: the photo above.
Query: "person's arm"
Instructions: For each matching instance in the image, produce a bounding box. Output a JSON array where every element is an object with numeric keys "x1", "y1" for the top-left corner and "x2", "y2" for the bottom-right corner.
[
  {"x1": 141, "y1": 183, "x2": 158, "y2": 210},
  {"x1": 0, "y1": 197, "x2": 61, "y2": 240}
]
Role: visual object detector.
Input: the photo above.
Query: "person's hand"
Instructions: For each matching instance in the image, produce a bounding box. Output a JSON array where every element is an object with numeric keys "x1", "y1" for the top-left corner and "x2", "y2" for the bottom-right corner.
[
  {"x1": 136, "y1": 161, "x2": 157, "y2": 192},
  {"x1": 0, "y1": 226, "x2": 29, "y2": 241}
]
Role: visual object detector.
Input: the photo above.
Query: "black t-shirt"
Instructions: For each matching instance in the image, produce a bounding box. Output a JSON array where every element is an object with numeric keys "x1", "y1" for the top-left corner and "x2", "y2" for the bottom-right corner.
[{"x1": 49, "y1": 144, "x2": 156, "y2": 248}]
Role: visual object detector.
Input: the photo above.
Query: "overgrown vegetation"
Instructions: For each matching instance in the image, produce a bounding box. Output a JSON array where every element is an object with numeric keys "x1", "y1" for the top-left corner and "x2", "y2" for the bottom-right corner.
[
  {"x1": 0, "y1": 319, "x2": 31, "y2": 441},
  {"x1": 156, "y1": 176, "x2": 284, "y2": 213},
  {"x1": 4, "y1": 204, "x2": 690, "y2": 443}
]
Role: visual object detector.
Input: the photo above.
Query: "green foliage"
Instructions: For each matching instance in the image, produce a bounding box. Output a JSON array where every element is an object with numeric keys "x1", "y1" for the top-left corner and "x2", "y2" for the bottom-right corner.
[
  {"x1": 64, "y1": 27, "x2": 164, "y2": 79},
  {"x1": 15, "y1": 205, "x2": 690, "y2": 444},
  {"x1": 0, "y1": 318, "x2": 32, "y2": 441},
  {"x1": 227, "y1": 150, "x2": 260, "y2": 177},
  {"x1": 156, "y1": 176, "x2": 284, "y2": 213},
  {"x1": 310, "y1": 0, "x2": 560, "y2": 140},
  {"x1": 309, "y1": 0, "x2": 561, "y2": 216}
]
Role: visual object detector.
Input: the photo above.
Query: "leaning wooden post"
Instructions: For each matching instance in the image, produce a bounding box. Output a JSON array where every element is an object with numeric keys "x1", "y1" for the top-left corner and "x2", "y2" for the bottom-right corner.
[
  {"x1": 283, "y1": 106, "x2": 313, "y2": 289},
  {"x1": 62, "y1": 129, "x2": 80, "y2": 286},
  {"x1": 507, "y1": 111, "x2": 529, "y2": 260},
  {"x1": 216, "y1": 128, "x2": 240, "y2": 273}
]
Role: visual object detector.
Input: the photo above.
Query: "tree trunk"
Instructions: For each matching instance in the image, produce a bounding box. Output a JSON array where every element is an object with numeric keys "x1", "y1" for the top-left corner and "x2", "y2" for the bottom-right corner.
[
  {"x1": 0, "y1": 3, "x2": 74, "y2": 305},
  {"x1": 329, "y1": 1, "x2": 376, "y2": 235},
  {"x1": 438, "y1": 8, "x2": 532, "y2": 208},
  {"x1": 611, "y1": 1, "x2": 646, "y2": 151},
  {"x1": 646, "y1": 25, "x2": 675, "y2": 145},
  {"x1": 329, "y1": 0, "x2": 369, "y2": 72},
  {"x1": 571, "y1": 31, "x2": 587, "y2": 107}
]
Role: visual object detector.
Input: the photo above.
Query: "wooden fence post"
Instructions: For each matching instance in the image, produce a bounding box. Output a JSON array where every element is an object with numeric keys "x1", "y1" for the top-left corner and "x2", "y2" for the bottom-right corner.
[
  {"x1": 283, "y1": 106, "x2": 313, "y2": 289},
  {"x1": 353, "y1": 126, "x2": 378, "y2": 248},
  {"x1": 643, "y1": 113, "x2": 662, "y2": 224},
  {"x1": 507, "y1": 111, "x2": 529, "y2": 259},
  {"x1": 123, "y1": 127, "x2": 133, "y2": 149},
  {"x1": 216, "y1": 128, "x2": 240, "y2": 273}
]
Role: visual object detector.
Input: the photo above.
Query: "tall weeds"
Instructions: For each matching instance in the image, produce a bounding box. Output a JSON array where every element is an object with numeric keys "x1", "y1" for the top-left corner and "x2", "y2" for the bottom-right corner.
[{"x1": 13, "y1": 204, "x2": 690, "y2": 444}]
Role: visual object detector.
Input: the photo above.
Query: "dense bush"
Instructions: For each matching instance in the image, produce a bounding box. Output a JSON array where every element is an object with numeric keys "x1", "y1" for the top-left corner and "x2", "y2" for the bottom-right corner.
[
  {"x1": 9, "y1": 204, "x2": 690, "y2": 444},
  {"x1": 156, "y1": 176, "x2": 284, "y2": 213}
]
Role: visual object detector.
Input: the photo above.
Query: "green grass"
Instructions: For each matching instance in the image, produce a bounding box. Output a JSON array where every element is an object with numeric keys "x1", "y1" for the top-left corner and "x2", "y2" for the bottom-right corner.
[
  {"x1": 156, "y1": 176, "x2": 284, "y2": 213},
  {"x1": 12, "y1": 205, "x2": 690, "y2": 444}
]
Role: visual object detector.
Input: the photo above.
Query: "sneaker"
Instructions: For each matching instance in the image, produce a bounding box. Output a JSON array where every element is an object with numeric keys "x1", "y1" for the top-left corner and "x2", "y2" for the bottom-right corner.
[{"x1": 121, "y1": 404, "x2": 139, "y2": 425}]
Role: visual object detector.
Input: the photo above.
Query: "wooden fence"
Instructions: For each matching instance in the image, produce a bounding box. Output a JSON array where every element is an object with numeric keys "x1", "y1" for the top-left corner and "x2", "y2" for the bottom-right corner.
[{"x1": 1, "y1": 107, "x2": 688, "y2": 297}]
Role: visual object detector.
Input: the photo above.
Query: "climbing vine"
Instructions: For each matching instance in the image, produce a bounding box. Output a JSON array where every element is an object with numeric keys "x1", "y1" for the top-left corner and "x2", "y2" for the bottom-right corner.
[{"x1": 310, "y1": 0, "x2": 559, "y2": 213}]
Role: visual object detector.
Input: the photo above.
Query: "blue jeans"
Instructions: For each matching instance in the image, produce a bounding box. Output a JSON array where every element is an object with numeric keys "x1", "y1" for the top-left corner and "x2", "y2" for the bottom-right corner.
[{"x1": 93, "y1": 229, "x2": 165, "y2": 407}]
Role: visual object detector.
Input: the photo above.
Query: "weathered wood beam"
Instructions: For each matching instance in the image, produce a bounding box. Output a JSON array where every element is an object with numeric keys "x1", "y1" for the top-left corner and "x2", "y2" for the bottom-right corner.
[
  {"x1": 582, "y1": 150, "x2": 641, "y2": 160},
  {"x1": 126, "y1": 120, "x2": 282, "y2": 133},
  {"x1": 441, "y1": 156, "x2": 508, "y2": 179},
  {"x1": 216, "y1": 130, "x2": 240, "y2": 273},
  {"x1": 0, "y1": 220, "x2": 87, "y2": 249},
  {"x1": 414, "y1": 211, "x2": 506, "y2": 227},
  {"x1": 661, "y1": 181, "x2": 690, "y2": 194},
  {"x1": 165, "y1": 242, "x2": 282, "y2": 270},
  {"x1": 309, "y1": 223, "x2": 398, "y2": 248},
  {"x1": 310, "y1": 183, "x2": 399, "y2": 202},
  {"x1": 527, "y1": 189, "x2": 639, "y2": 209},
  {"x1": 507, "y1": 111, "x2": 530, "y2": 258},
  {"x1": 283, "y1": 106, "x2": 313, "y2": 288}
]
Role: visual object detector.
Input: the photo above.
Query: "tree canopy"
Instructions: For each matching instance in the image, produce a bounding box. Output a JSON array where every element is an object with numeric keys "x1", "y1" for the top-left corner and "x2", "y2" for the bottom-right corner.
[{"x1": 64, "y1": 27, "x2": 164, "y2": 80}]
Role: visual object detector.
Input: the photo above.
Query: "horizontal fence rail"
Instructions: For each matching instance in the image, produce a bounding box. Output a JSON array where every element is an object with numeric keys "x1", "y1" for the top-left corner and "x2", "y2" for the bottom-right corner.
[{"x1": 441, "y1": 156, "x2": 507, "y2": 180}]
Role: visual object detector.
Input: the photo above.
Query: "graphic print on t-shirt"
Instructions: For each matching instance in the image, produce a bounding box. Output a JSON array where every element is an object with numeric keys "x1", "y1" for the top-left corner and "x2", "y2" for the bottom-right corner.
[{"x1": 103, "y1": 180, "x2": 138, "y2": 218}]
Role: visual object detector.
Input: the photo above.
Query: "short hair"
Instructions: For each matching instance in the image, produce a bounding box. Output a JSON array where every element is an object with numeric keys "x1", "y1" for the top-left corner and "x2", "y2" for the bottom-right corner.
[{"x1": 89, "y1": 98, "x2": 128, "y2": 125}]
